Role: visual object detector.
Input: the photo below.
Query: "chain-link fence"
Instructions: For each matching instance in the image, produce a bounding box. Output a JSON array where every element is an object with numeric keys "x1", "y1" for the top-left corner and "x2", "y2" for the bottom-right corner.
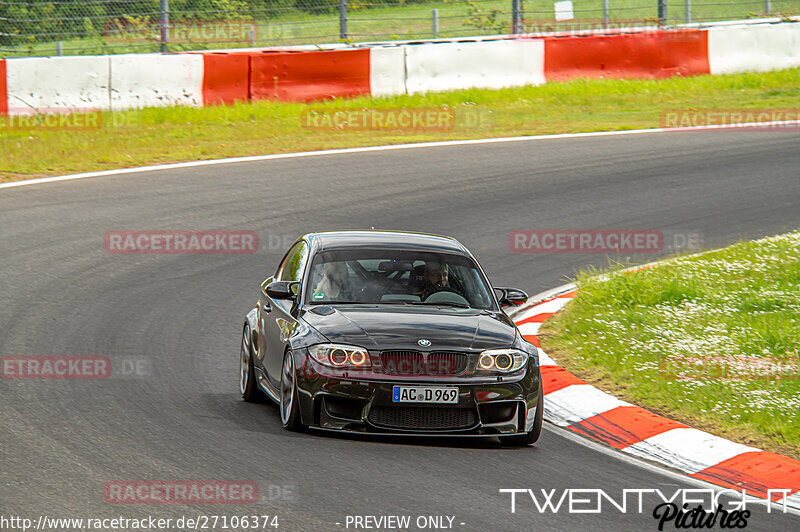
[{"x1": 1, "y1": 1, "x2": 798, "y2": 57}]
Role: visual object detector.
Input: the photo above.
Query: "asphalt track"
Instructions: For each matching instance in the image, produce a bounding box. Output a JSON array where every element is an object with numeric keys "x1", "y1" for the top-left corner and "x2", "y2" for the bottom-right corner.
[{"x1": 2, "y1": 129, "x2": 799, "y2": 531}]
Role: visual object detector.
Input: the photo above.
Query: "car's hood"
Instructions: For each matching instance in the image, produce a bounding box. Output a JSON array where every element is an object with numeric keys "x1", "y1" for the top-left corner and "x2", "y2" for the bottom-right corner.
[{"x1": 301, "y1": 305, "x2": 517, "y2": 351}]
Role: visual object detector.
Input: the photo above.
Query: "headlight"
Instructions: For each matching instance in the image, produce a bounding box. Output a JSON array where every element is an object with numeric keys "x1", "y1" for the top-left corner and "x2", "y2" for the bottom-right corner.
[
  {"x1": 308, "y1": 344, "x2": 371, "y2": 368},
  {"x1": 476, "y1": 349, "x2": 528, "y2": 373}
]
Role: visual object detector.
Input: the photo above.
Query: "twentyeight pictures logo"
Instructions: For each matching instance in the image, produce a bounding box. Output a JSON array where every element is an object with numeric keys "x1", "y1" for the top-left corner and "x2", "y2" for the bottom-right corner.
[{"x1": 105, "y1": 230, "x2": 258, "y2": 254}]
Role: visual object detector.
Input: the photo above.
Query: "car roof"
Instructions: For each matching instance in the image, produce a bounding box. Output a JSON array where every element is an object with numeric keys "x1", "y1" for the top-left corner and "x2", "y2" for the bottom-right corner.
[{"x1": 303, "y1": 230, "x2": 469, "y2": 255}]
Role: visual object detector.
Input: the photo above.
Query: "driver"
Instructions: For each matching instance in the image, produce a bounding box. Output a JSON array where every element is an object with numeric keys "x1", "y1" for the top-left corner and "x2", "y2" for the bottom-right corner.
[
  {"x1": 313, "y1": 261, "x2": 354, "y2": 301},
  {"x1": 417, "y1": 262, "x2": 450, "y2": 300}
]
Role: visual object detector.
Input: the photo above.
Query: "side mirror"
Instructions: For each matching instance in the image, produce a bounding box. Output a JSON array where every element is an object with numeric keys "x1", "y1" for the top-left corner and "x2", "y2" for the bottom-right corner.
[
  {"x1": 495, "y1": 287, "x2": 528, "y2": 307},
  {"x1": 266, "y1": 280, "x2": 298, "y2": 300}
]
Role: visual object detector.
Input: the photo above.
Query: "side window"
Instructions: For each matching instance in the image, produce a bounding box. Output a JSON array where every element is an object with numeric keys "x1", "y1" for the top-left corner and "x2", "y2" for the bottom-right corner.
[
  {"x1": 275, "y1": 243, "x2": 298, "y2": 280},
  {"x1": 277, "y1": 241, "x2": 309, "y2": 282}
]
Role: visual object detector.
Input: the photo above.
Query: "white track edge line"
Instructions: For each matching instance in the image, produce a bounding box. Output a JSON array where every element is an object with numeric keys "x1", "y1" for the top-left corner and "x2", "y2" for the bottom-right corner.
[{"x1": 3, "y1": 120, "x2": 800, "y2": 190}]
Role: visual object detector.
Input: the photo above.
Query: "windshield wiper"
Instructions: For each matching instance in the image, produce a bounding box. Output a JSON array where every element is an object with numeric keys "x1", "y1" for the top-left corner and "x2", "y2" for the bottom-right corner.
[
  {"x1": 313, "y1": 300, "x2": 473, "y2": 309},
  {"x1": 312, "y1": 301, "x2": 368, "y2": 305},
  {"x1": 315, "y1": 300, "x2": 413, "y2": 305},
  {"x1": 412, "y1": 301, "x2": 472, "y2": 309}
]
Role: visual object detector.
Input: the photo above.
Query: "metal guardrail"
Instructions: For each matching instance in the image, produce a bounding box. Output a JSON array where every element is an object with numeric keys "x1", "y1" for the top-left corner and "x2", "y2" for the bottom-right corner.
[{"x1": 1, "y1": 0, "x2": 798, "y2": 57}]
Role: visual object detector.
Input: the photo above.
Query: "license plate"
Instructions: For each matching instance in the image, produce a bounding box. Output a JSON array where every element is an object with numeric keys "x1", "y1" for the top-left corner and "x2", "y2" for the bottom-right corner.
[{"x1": 392, "y1": 386, "x2": 458, "y2": 404}]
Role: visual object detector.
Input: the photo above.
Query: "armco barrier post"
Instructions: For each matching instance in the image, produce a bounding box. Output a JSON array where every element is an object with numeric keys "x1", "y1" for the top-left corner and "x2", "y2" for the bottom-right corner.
[
  {"x1": 685, "y1": 0, "x2": 691, "y2": 23},
  {"x1": 433, "y1": 9, "x2": 439, "y2": 38},
  {"x1": 765, "y1": 0, "x2": 772, "y2": 14},
  {"x1": 603, "y1": 0, "x2": 610, "y2": 27},
  {"x1": 512, "y1": 0, "x2": 522, "y2": 34},
  {"x1": 658, "y1": 0, "x2": 667, "y2": 26},
  {"x1": 160, "y1": 0, "x2": 169, "y2": 53},
  {"x1": 339, "y1": 0, "x2": 348, "y2": 40}
]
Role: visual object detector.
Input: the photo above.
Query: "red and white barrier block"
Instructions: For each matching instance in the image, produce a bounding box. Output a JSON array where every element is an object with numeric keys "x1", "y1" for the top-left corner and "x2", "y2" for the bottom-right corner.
[
  {"x1": 1, "y1": 22, "x2": 799, "y2": 114},
  {"x1": 709, "y1": 22, "x2": 800, "y2": 74},
  {"x1": 543, "y1": 29, "x2": 710, "y2": 80},
  {"x1": 2, "y1": 54, "x2": 203, "y2": 114},
  {"x1": 513, "y1": 287, "x2": 800, "y2": 509}
]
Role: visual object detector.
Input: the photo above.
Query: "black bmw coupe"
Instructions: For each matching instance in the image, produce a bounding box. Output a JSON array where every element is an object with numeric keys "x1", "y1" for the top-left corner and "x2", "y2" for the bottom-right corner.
[{"x1": 239, "y1": 231, "x2": 543, "y2": 445}]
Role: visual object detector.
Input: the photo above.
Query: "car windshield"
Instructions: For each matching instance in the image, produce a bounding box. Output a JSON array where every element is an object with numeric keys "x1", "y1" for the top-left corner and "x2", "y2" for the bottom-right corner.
[{"x1": 305, "y1": 249, "x2": 496, "y2": 309}]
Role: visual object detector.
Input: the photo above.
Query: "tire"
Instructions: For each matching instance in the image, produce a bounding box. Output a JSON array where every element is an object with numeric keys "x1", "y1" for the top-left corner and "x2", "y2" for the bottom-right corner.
[
  {"x1": 240, "y1": 323, "x2": 262, "y2": 402},
  {"x1": 501, "y1": 381, "x2": 544, "y2": 447},
  {"x1": 280, "y1": 350, "x2": 303, "y2": 431}
]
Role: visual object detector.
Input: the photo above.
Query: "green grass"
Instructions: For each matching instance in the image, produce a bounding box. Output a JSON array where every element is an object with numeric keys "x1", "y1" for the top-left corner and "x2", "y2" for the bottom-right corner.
[
  {"x1": 540, "y1": 230, "x2": 800, "y2": 458},
  {"x1": 1, "y1": 66, "x2": 799, "y2": 182},
  {"x1": 3, "y1": 0, "x2": 799, "y2": 57}
]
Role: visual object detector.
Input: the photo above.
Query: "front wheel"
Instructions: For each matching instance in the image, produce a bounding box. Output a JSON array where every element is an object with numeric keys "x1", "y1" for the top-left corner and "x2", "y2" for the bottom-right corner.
[
  {"x1": 280, "y1": 351, "x2": 303, "y2": 431},
  {"x1": 501, "y1": 382, "x2": 544, "y2": 447},
  {"x1": 240, "y1": 323, "x2": 262, "y2": 402}
]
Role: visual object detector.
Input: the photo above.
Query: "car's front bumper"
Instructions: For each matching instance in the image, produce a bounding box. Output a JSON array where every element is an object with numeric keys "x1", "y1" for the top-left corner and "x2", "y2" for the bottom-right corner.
[{"x1": 294, "y1": 353, "x2": 541, "y2": 436}]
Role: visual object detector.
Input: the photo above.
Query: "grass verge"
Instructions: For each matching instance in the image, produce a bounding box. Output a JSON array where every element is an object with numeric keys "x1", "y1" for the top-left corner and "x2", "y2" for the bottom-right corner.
[
  {"x1": 539, "y1": 230, "x2": 800, "y2": 459},
  {"x1": 1, "y1": 66, "x2": 799, "y2": 182}
]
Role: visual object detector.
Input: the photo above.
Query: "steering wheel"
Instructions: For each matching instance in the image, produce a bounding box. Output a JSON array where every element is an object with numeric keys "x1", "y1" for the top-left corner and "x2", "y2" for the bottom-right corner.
[{"x1": 421, "y1": 286, "x2": 462, "y2": 301}]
